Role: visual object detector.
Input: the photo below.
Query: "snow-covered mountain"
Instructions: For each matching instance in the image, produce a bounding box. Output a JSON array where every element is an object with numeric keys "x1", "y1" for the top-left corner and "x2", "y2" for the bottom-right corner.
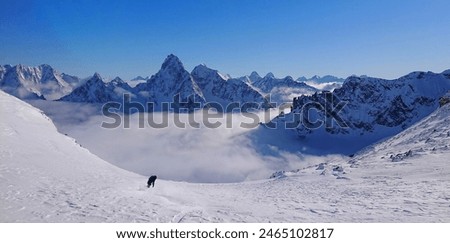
[
  {"x1": 249, "y1": 73, "x2": 312, "y2": 93},
  {"x1": 0, "y1": 58, "x2": 344, "y2": 109},
  {"x1": 110, "y1": 76, "x2": 134, "y2": 92},
  {"x1": 262, "y1": 70, "x2": 450, "y2": 155},
  {"x1": 130, "y1": 75, "x2": 148, "y2": 81},
  {"x1": 0, "y1": 65, "x2": 9, "y2": 81},
  {"x1": 298, "y1": 75, "x2": 344, "y2": 92},
  {"x1": 134, "y1": 54, "x2": 206, "y2": 111},
  {"x1": 191, "y1": 64, "x2": 267, "y2": 108},
  {"x1": 248, "y1": 71, "x2": 262, "y2": 83},
  {"x1": 58, "y1": 73, "x2": 134, "y2": 103},
  {"x1": 243, "y1": 72, "x2": 318, "y2": 104},
  {"x1": 306, "y1": 75, "x2": 345, "y2": 84},
  {"x1": 128, "y1": 76, "x2": 149, "y2": 88},
  {"x1": 349, "y1": 99, "x2": 450, "y2": 167},
  {"x1": 28, "y1": 55, "x2": 270, "y2": 110},
  {"x1": 266, "y1": 100, "x2": 450, "y2": 223},
  {"x1": 61, "y1": 73, "x2": 80, "y2": 86},
  {"x1": 133, "y1": 55, "x2": 272, "y2": 111},
  {"x1": 0, "y1": 64, "x2": 78, "y2": 100}
]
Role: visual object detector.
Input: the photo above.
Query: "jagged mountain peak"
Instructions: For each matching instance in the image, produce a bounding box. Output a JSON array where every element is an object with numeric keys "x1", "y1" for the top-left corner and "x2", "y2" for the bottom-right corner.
[
  {"x1": 58, "y1": 72, "x2": 135, "y2": 103},
  {"x1": 38, "y1": 64, "x2": 53, "y2": 70},
  {"x1": 296, "y1": 76, "x2": 307, "y2": 82},
  {"x1": 14, "y1": 64, "x2": 32, "y2": 74},
  {"x1": 251, "y1": 71, "x2": 318, "y2": 103},
  {"x1": 133, "y1": 55, "x2": 205, "y2": 109},
  {"x1": 15, "y1": 64, "x2": 25, "y2": 69},
  {"x1": 191, "y1": 64, "x2": 220, "y2": 78},
  {"x1": 276, "y1": 70, "x2": 450, "y2": 154},
  {"x1": 264, "y1": 72, "x2": 275, "y2": 79},
  {"x1": 76, "y1": 73, "x2": 105, "y2": 88},
  {"x1": 192, "y1": 63, "x2": 211, "y2": 72},
  {"x1": 249, "y1": 71, "x2": 261, "y2": 81},
  {"x1": 39, "y1": 65, "x2": 61, "y2": 82},
  {"x1": 110, "y1": 76, "x2": 125, "y2": 84},
  {"x1": 192, "y1": 64, "x2": 232, "y2": 83},
  {"x1": 92, "y1": 72, "x2": 103, "y2": 80},
  {"x1": 0, "y1": 64, "x2": 76, "y2": 100},
  {"x1": 190, "y1": 65, "x2": 266, "y2": 107},
  {"x1": 161, "y1": 54, "x2": 185, "y2": 72},
  {"x1": 284, "y1": 76, "x2": 294, "y2": 81},
  {"x1": 2, "y1": 64, "x2": 12, "y2": 69},
  {"x1": 307, "y1": 75, "x2": 345, "y2": 83},
  {"x1": 149, "y1": 54, "x2": 192, "y2": 84}
]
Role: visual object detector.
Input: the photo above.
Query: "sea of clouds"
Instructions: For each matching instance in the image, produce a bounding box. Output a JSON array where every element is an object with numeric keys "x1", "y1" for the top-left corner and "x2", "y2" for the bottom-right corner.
[{"x1": 30, "y1": 100, "x2": 342, "y2": 183}]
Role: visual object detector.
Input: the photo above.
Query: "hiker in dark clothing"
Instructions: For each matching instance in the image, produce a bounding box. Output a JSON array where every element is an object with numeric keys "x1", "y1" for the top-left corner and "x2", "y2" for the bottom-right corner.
[{"x1": 147, "y1": 175, "x2": 157, "y2": 188}]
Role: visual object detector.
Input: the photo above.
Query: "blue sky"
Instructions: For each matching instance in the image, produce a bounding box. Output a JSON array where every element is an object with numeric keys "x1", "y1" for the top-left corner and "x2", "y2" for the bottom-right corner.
[{"x1": 1, "y1": 0, "x2": 449, "y2": 80}]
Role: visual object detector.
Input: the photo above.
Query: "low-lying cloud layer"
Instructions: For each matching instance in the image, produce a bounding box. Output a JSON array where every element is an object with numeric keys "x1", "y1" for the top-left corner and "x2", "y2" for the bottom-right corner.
[{"x1": 31, "y1": 100, "x2": 343, "y2": 183}]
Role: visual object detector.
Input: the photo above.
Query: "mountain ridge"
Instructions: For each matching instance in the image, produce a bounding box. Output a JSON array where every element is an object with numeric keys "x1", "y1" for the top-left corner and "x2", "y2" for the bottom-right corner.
[{"x1": 256, "y1": 69, "x2": 450, "y2": 155}]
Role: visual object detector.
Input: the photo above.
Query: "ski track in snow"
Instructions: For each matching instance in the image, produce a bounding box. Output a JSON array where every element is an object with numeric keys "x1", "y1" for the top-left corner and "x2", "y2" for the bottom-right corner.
[{"x1": 1, "y1": 90, "x2": 450, "y2": 222}]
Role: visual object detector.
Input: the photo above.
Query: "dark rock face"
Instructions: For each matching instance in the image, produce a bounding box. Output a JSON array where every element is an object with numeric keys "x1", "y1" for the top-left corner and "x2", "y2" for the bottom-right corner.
[
  {"x1": 375, "y1": 96, "x2": 412, "y2": 127},
  {"x1": 439, "y1": 92, "x2": 450, "y2": 107},
  {"x1": 286, "y1": 71, "x2": 450, "y2": 137}
]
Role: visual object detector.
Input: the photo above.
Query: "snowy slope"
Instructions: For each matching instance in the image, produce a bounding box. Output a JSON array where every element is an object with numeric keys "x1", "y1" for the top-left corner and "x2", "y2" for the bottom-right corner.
[
  {"x1": 350, "y1": 101, "x2": 450, "y2": 166},
  {"x1": 0, "y1": 90, "x2": 141, "y2": 222},
  {"x1": 260, "y1": 103, "x2": 450, "y2": 222},
  {"x1": 2, "y1": 90, "x2": 450, "y2": 222}
]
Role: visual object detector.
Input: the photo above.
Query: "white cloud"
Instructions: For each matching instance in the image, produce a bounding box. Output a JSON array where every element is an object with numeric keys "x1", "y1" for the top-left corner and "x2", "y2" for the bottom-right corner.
[{"x1": 30, "y1": 100, "x2": 343, "y2": 183}]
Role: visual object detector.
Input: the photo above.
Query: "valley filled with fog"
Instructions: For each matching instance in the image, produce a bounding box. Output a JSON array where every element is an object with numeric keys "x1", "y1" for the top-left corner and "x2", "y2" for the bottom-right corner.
[{"x1": 30, "y1": 100, "x2": 344, "y2": 183}]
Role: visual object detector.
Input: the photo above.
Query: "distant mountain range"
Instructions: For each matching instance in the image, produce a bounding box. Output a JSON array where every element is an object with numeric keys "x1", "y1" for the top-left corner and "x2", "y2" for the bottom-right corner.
[
  {"x1": 1, "y1": 56, "x2": 449, "y2": 138},
  {"x1": 130, "y1": 76, "x2": 149, "y2": 81},
  {"x1": 0, "y1": 54, "x2": 343, "y2": 107},
  {"x1": 58, "y1": 74, "x2": 134, "y2": 103}
]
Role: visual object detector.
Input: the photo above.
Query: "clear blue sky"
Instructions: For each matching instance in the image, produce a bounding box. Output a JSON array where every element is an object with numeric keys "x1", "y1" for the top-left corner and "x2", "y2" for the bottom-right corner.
[{"x1": 1, "y1": 0, "x2": 449, "y2": 80}]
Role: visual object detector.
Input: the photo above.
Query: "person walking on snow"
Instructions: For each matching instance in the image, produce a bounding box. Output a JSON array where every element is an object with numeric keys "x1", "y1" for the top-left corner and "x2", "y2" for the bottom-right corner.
[{"x1": 147, "y1": 175, "x2": 157, "y2": 188}]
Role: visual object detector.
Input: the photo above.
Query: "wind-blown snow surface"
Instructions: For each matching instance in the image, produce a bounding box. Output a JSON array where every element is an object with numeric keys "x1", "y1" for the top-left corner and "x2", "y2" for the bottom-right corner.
[{"x1": 2, "y1": 90, "x2": 450, "y2": 222}]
